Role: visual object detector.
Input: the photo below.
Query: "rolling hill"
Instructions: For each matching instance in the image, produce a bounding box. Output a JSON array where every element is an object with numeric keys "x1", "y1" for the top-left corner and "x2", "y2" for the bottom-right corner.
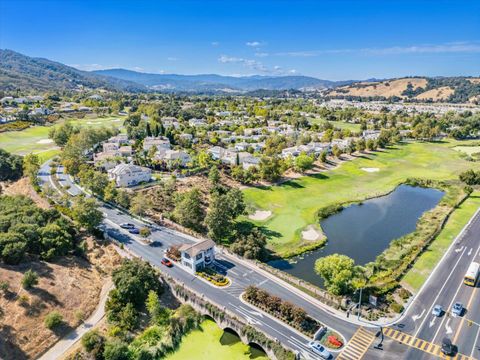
[
  {"x1": 326, "y1": 77, "x2": 480, "y2": 103},
  {"x1": 92, "y1": 68, "x2": 345, "y2": 92},
  {"x1": 0, "y1": 49, "x2": 146, "y2": 92}
]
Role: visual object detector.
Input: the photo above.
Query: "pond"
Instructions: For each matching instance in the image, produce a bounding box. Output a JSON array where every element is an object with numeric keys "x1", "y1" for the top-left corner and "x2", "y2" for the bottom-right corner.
[
  {"x1": 165, "y1": 319, "x2": 268, "y2": 360},
  {"x1": 269, "y1": 185, "x2": 444, "y2": 287}
]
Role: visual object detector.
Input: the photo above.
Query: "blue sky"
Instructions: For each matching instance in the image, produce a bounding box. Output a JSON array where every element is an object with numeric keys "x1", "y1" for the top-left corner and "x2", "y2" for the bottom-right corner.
[{"x1": 1, "y1": 0, "x2": 479, "y2": 80}]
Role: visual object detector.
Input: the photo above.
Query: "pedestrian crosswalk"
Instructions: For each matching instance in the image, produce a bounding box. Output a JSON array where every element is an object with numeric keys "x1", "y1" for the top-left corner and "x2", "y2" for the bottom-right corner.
[
  {"x1": 337, "y1": 327, "x2": 376, "y2": 360},
  {"x1": 383, "y1": 327, "x2": 472, "y2": 359}
]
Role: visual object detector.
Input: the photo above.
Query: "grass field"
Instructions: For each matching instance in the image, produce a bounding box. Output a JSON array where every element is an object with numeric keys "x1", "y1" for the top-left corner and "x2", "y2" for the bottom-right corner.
[
  {"x1": 453, "y1": 145, "x2": 480, "y2": 156},
  {"x1": 165, "y1": 319, "x2": 267, "y2": 360},
  {"x1": 0, "y1": 116, "x2": 124, "y2": 160},
  {"x1": 308, "y1": 117, "x2": 361, "y2": 132},
  {"x1": 243, "y1": 140, "x2": 480, "y2": 256},
  {"x1": 402, "y1": 192, "x2": 480, "y2": 291}
]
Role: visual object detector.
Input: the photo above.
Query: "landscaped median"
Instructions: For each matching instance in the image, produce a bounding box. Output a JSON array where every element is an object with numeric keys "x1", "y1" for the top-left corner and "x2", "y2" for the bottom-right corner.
[
  {"x1": 196, "y1": 267, "x2": 231, "y2": 287},
  {"x1": 242, "y1": 285, "x2": 344, "y2": 351}
]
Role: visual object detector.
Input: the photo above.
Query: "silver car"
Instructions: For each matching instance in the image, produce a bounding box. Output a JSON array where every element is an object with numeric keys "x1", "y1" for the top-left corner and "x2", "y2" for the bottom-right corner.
[
  {"x1": 432, "y1": 305, "x2": 443, "y2": 317},
  {"x1": 308, "y1": 341, "x2": 332, "y2": 359}
]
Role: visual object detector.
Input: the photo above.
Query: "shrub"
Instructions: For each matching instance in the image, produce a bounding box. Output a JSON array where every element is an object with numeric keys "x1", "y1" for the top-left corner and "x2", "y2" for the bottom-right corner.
[
  {"x1": 317, "y1": 204, "x2": 344, "y2": 219},
  {"x1": 139, "y1": 227, "x2": 151, "y2": 237},
  {"x1": 398, "y1": 288, "x2": 411, "y2": 300},
  {"x1": 82, "y1": 329, "x2": 105, "y2": 357},
  {"x1": 103, "y1": 340, "x2": 130, "y2": 360},
  {"x1": 22, "y1": 269, "x2": 39, "y2": 289},
  {"x1": 390, "y1": 302, "x2": 404, "y2": 314},
  {"x1": 44, "y1": 311, "x2": 63, "y2": 329}
]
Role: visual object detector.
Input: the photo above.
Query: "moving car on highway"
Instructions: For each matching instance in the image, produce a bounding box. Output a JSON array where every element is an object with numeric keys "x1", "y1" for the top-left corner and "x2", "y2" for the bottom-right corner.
[
  {"x1": 452, "y1": 302, "x2": 463, "y2": 316},
  {"x1": 120, "y1": 223, "x2": 135, "y2": 229},
  {"x1": 432, "y1": 305, "x2": 443, "y2": 317},
  {"x1": 464, "y1": 262, "x2": 480, "y2": 286}
]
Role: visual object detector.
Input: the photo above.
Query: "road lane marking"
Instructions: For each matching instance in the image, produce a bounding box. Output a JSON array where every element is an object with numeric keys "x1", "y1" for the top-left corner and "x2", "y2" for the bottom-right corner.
[
  {"x1": 383, "y1": 328, "x2": 472, "y2": 359},
  {"x1": 432, "y1": 243, "x2": 480, "y2": 344},
  {"x1": 412, "y1": 309, "x2": 425, "y2": 321},
  {"x1": 456, "y1": 246, "x2": 465, "y2": 253},
  {"x1": 445, "y1": 319, "x2": 453, "y2": 335},
  {"x1": 337, "y1": 327, "x2": 375, "y2": 360},
  {"x1": 470, "y1": 325, "x2": 480, "y2": 358},
  {"x1": 452, "y1": 280, "x2": 478, "y2": 351},
  {"x1": 468, "y1": 248, "x2": 473, "y2": 256},
  {"x1": 430, "y1": 317, "x2": 436, "y2": 328},
  {"x1": 414, "y1": 247, "x2": 467, "y2": 338}
]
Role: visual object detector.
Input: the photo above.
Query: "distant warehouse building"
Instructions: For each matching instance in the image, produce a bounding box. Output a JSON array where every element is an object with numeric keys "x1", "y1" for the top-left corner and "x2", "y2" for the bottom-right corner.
[{"x1": 108, "y1": 163, "x2": 152, "y2": 187}]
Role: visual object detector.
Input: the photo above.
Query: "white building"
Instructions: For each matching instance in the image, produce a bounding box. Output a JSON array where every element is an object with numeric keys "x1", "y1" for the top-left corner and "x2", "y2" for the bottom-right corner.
[
  {"x1": 155, "y1": 149, "x2": 191, "y2": 167},
  {"x1": 108, "y1": 163, "x2": 152, "y2": 187},
  {"x1": 179, "y1": 239, "x2": 215, "y2": 274},
  {"x1": 143, "y1": 136, "x2": 171, "y2": 151}
]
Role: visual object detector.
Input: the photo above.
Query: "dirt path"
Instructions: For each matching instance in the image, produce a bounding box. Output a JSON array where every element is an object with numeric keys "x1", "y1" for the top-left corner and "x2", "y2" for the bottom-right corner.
[{"x1": 38, "y1": 279, "x2": 113, "y2": 360}]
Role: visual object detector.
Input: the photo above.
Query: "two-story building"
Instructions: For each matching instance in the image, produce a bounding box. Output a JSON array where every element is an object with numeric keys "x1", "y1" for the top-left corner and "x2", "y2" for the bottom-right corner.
[
  {"x1": 179, "y1": 239, "x2": 216, "y2": 273},
  {"x1": 107, "y1": 163, "x2": 152, "y2": 187}
]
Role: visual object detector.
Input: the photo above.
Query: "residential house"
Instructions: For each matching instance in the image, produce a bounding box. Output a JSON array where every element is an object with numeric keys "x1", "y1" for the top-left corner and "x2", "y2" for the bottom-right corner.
[
  {"x1": 189, "y1": 118, "x2": 207, "y2": 127},
  {"x1": 108, "y1": 163, "x2": 152, "y2": 187},
  {"x1": 143, "y1": 136, "x2": 171, "y2": 152},
  {"x1": 179, "y1": 239, "x2": 215, "y2": 274}
]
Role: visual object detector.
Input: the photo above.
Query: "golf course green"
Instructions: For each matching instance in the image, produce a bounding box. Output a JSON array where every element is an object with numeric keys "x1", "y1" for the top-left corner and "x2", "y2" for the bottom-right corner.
[
  {"x1": 0, "y1": 116, "x2": 124, "y2": 159},
  {"x1": 243, "y1": 140, "x2": 480, "y2": 257}
]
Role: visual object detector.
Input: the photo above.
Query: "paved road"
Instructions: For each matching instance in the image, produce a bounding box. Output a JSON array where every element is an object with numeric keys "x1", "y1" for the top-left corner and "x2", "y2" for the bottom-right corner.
[
  {"x1": 39, "y1": 161, "x2": 359, "y2": 359},
  {"x1": 39, "y1": 161, "x2": 480, "y2": 359},
  {"x1": 386, "y1": 207, "x2": 480, "y2": 359}
]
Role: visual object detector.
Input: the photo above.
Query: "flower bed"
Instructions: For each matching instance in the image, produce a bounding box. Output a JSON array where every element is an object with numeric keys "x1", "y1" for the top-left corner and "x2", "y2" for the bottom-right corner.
[
  {"x1": 197, "y1": 268, "x2": 230, "y2": 287},
  {"x1": 243, "y1": 286, "x2": 343, "y2": 349}
]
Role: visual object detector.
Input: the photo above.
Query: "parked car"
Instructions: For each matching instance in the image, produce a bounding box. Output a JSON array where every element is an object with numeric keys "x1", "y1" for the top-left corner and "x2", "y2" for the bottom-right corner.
[
  {"x1": 432, "y1": 305, "x2": 443, "y2": 317},
  {"x1": 128, "y1": 227, "x2": 140, "y2": 234},
  {"x1": 120, "y1": 223, "x2": 135, "y2": 229},
  {"x1": 161, "y1": 258, "x2": 173, "y2": 267},
  {"x1": 308, "y1": 341, "x2": 332, "y2": 359},
  {"x1": 452, "y1": 302, "x2": 463, "y2": 316},
  {"x1": 441, "y1": 338, "x2": 454, "y2": 355}
]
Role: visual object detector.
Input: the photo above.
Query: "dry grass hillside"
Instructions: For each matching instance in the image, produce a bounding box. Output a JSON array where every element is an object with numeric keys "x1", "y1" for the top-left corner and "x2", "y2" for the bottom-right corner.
[
  {"x1": 0, "y1": 238, "x2": 121, "y2": 360},
  {"x1": 330, "y1": 78, "x2": 427, "y2": 98},
  {"x1": 415, "y1": 86, "x2": 454, "y2": 101},
  {"x1": 0, "y1": 178, "x2": 122, "y2": 360}
]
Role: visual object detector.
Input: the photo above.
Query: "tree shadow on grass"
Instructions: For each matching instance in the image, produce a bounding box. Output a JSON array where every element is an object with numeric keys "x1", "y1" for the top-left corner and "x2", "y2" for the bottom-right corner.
[
  {"x1": 0, "y1": 325, "x2": 28, "y2": 360},
  {"x1": 280, "y1": 180, "x2": 304, "y2": 189},
  {"x1": 235, "y1": 221, "x2": 282, "y2": 239},
  {"x1": 30, "y1": 287, "x2": 63, "y2": 307},
  {"x1": 308, "y1": 173, "x2": 328, "y2": 180}
]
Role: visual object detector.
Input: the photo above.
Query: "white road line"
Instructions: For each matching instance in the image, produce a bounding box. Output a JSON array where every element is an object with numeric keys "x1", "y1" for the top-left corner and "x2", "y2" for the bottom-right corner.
[
  {"x1": 432, "y1": 243, "x2": 480, "y2": 343},
  {"x1": 414, "y1": 247, "x2": 467, "y2": 338},
  {"x1": 470, "y1": 326, "x2": 480, "y2": 358},
  {"x1": 258, "y1": 278, "x2": 269, "y2": 286}
]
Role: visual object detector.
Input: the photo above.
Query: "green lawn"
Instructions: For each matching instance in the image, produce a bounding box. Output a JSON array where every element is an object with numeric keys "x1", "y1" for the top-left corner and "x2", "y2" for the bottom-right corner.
[
  {"x1": 402, "y1": 192, "x2": 480, "y2": 291},
  {"x1": 453, "y1": 145, "x2": 480, "y2": 156},
  {"x1": 165, "y1": 319, "x2": 267, "y2": 360},
  {"x1": 0, "y1": 116, "x2": 125, "y2": 160},
  {"x1": 243, "y1": 141, "x2": 480, "y2": 256},
  {"x1": 308, "y1": 118, "x2": 361, "y2": 132}
]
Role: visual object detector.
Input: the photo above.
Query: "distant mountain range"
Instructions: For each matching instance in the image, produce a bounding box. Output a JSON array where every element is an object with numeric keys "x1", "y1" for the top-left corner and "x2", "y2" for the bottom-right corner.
[
  {"x1": 0, "y1": 49, "x2": 351, "y2": 93},
  {"x1": 93, "y1": 68, "x2": 352, "y2": 92},
  {"x1": 0, "y1": 49, "x2": 146, "y2": 92},
  {"x1": 1, "y1": 49, "x2": 478, "y2": 103}
]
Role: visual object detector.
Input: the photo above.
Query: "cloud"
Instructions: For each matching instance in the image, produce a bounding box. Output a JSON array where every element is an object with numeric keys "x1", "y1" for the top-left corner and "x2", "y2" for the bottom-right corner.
[
  {"x1": 69, "y1": 63, "x2": 115, "y2": 71},
  {"x1": 274, "y1": 41, "x2": 480, "y2": 57},
  {"x1": 211, "y1": 41, "x2": 220, "y2": 47},
  {"x1": 246, "y1": 41, "x2": 262, "y2": 47},
  {"x1": 218, "y1": 55, "x2": 297, "y2": 75},
  {"x1": 255, "y1": 52, "x2": 269, "y2": 57}
]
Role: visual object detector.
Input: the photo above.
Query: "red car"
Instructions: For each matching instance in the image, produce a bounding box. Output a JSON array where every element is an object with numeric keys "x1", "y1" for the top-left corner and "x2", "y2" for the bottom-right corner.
[{"x1": 161, "y1": 258, "x2": 173, "y2": 267}]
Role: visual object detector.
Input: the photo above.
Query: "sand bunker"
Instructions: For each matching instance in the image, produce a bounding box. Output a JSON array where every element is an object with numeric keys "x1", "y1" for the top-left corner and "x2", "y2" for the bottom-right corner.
[
  {"x1": 36, "y1": 139, "x2": 54, "y2": 144},
  {"x1": 248, "y1": 210, "x2": 272, "y2": 221},
  {"x1": 302, "y1": 226, "x2": 322, "y2": 241},
  {"x1": 361, "y1": 167, "x2": 379, "y2": 173}
]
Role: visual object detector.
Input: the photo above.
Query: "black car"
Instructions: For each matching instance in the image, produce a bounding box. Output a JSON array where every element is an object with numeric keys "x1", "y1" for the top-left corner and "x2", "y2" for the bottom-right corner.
[
  {"x1": 441, "y1": 338, "x2": 454, "y2": 355},
  {"x1": 120, "y1": 223, "x2": 135, "y2": 229}
]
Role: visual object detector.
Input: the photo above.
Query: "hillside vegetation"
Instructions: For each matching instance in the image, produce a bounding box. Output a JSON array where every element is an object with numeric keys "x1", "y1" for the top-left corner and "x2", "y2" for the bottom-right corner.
[{"x1": 328, "y1": 77, "x2": 480, "y2": 103}]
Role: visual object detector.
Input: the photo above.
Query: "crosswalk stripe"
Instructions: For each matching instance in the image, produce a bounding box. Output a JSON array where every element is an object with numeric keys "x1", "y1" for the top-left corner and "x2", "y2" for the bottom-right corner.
[{"x1": 337, "y1": 327, "x2": 376, "y2": 360}]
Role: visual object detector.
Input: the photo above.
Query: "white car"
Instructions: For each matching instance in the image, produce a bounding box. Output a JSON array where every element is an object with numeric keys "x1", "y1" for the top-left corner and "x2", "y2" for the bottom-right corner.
[
  {"x1": 308, "y1": 341, "x2": 332, "y2": 359},
  {"x1": 432, "y1": 305, "x2": 443, "y2": 317}
]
